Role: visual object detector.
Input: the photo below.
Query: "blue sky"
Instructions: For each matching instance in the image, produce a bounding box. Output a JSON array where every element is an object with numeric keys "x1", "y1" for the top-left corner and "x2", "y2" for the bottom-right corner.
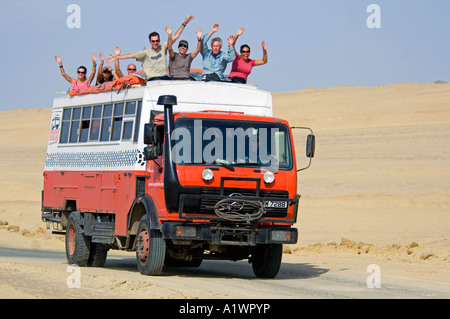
[{"x1": 0, "y1": 0, "x2": 449, "y2": 111}]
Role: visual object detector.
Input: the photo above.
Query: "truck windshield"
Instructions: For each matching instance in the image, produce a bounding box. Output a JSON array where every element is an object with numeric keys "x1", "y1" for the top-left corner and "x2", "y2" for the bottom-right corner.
[{"x1": 173, "y1": 118, "x2": 293, "y2": 171}]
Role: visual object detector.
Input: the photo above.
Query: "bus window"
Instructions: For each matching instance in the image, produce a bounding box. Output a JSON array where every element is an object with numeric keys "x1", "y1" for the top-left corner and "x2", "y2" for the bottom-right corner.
[
  {"x1": 90, "y1": 105, "x2": 102, "y2": 141},
  {"x1": 133, "y1": 101, "x2": 142, "y2": 142},
  {"x1": 125, "y1": 101, "x2": 136, "y2": 115},
  {"x1": 69, "y1": 107, "x2": 81, "y2": 143},
  {"x1": 60, "y1": 108, "x2": 71, "y2": 144},
  {"x1": 122, "y1": 121, "x2": 134, "y2": 140},
  {"x1": 100, "y1": 104, "x2": 113, "y2": 142},
  {"x1": 121, "y1": 101, "x2": 138, "y2": 141},
  {"x1": 111, "y1": 103, "x2": 124, "y2": 141},
  {"x1": 79, "y1": 106, "x2": 91, "y2": 143}
]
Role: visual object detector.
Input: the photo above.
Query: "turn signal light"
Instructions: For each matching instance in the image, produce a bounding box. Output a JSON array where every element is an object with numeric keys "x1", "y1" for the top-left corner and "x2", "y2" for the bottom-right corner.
[
  {"x1": 176, "y1": 226, "x2": 197, "y2": 238},
  {"x1": 271, "y1": 230, "x2": 291, "y2": 242}
]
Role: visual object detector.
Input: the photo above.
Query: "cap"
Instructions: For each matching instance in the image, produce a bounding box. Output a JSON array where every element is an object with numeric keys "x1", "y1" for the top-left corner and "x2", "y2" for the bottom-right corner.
[{"x1": 179, "y1": 40, "x2": 189, "y2": 48}]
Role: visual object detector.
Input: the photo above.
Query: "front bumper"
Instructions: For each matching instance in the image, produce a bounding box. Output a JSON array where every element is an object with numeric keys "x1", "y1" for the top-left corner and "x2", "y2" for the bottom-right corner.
[{"x1": 162, "y1": 222, "x2": 298, "y2": 246}]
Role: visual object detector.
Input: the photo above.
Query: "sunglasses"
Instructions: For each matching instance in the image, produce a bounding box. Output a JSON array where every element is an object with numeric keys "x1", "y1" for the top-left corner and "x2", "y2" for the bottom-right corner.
[
  {"x1": 241, "y1": 50, "x2": 250, "y2": 53},
  {"x1": 179, "y1": 44, "x2": 188, "y2": 48},
  {"x1": 127, "y1": 68, "x2": 137, "y2": 71},
  {"x1": 78, "y1": 71, "x2": 86, "y2": 74},
  {"x1": 151, "y1": 40, "x2": 160, "y2": 43}
]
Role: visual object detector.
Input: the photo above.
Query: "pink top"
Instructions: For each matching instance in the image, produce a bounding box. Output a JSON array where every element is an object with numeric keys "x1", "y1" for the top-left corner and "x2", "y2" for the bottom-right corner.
[
  {"x1": 229, "y1": 52, "x2": 255, "y2": 81},
  {"x1": 71, "y1": 79, "x2": 89, "y2": 91}
]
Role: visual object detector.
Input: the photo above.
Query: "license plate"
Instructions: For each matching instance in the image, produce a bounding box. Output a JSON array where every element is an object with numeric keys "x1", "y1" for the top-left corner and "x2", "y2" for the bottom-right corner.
[{"x1": 264, "y1": 200, "x2": 288, "y2": 208}]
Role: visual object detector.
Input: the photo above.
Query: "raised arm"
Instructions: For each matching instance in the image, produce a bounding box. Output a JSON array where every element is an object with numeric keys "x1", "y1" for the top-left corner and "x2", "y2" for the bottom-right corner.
[
  {"x1": 165, "y1": 25, "x2": 175, "y2": 59},
  {"x1": 190, "y1": 28, "x2": 203, "y2": 59},
  {"x1": 208, "y1": 23, "x2": 219, "y2": 36},
  {"x1": 225, "y1": 36, "x2": 237, "y2": 62},
  {"x1": 107, "y1": 52, "x2": 139, "y2": 63},
  {"x1": 55, "y1": 55, "x2": 74, "y2": 85},
  {"x1": 254, "y1": 41, "x2": 268, "y2": 66},
  {"x1": 86, "y1": 53, "x2": 97, "y2": 86},
  {"x1": 232, "y1": 27, "x2": 245, "y2": 48},
  {"x1": 201, "y1": 24, "x2": 219, "y2": 56},
  {"x1": 171, "y1": 14, "x2": 194, "y2": 42},
  {"x1": 96, "y1": 53, "x2": 105, "y2": 84},
  {"x1": 114, "y1": 46, "x2": 124, "y2": 78}
]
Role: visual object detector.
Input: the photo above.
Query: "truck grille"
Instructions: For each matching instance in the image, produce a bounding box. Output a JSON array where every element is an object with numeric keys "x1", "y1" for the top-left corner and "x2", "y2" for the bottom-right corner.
[{"x1": 182, "y1": 187, "x2": 290, "y2": 218}]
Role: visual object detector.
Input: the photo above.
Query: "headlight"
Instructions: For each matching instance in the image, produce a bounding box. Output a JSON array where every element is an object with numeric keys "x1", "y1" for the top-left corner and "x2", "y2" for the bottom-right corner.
[
  {"x1": 202, "y1": 168, "x2": 214, "y2": 181},
  {"x1": 263, "y1": 171, "x2": 275, "y2": 184}
]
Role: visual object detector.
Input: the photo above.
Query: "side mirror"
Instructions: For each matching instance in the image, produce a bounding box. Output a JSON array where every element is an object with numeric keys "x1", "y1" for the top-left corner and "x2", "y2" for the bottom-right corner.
[
  {"x1": 144, "y1": 123, "x2": 154, "y2": 145},
  {"x1": 143, "y1": 145, "x2": 159, "y2": 160},
  {"x1": 306, "y1": 134, "x2": 315, "y2": 158}
]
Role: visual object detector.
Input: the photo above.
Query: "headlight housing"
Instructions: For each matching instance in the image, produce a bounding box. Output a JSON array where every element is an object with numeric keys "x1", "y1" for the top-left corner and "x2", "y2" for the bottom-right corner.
[
  {"x1": 263, "y1": 171, "x2": 275, "y2": 184},
  {"x1": 202, "y1": 168, "x2": 214, "y2": 181}
]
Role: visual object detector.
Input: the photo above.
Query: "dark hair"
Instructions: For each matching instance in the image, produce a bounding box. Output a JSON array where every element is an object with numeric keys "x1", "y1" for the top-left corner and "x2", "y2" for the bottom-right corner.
[
  {"x1": 78, "y1": 66, "x2": 87, "y2": 73},
  {"x1": 240, "y1": 44, "x2": 250, "y2": 53},
  {"x1": 148, "y1": 31, "x2": 160, "y2": 40}
]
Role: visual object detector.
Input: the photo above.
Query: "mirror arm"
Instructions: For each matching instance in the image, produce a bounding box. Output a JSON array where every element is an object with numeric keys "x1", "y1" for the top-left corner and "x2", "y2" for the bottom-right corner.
[
  {"x1": 291, "y1": 126, "x2": 315, "y2": 172},
  {"x1": 297, "y1": 157, "x2": 312, "y2": 172}
]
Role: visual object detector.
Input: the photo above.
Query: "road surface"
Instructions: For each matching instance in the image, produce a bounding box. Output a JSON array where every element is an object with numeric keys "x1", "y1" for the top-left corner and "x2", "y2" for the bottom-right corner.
[{"x1": 1, "y1": 242, "x2": 448, "y2": 300}]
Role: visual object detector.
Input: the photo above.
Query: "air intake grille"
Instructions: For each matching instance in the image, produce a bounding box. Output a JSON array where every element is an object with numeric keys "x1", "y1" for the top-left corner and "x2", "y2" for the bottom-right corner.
[{"x1": 183, "y1": 187, "x2": 289, "y2": 218}]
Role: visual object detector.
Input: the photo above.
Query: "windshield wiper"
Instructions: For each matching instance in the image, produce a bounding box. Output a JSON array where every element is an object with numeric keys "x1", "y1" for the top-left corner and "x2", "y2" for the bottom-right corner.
[{"x1": 214, "y1": 159, "x2": 235, "y2": 171}]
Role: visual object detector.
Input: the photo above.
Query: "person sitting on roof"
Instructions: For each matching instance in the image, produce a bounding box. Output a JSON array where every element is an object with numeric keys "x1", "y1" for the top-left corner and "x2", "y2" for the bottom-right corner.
[
  {"x1": 200, "y1": 24, "x2": 236, "y2": 82},
  {"x1": 96, "y1": 53, "x2": 118, "y2": 85},
  {"x1": 228, "y1": 28, "x2": 268, "y2": 84},
  {"x1": 55, "y1": 54, "x2": 97, "y2": 91},
  {"x1": 112, "y1": 46, "x2": 138, "y2": 78},
  {"x1": 166, "y1": 24, "x2": 203, "y2": 80},
  {"x1": 107, "y1": 15, "x2": 194, "y2": 81}
]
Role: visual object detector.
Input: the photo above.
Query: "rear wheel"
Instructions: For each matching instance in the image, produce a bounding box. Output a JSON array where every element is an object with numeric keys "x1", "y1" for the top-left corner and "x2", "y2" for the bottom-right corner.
[
  {"x1": 251, "y1": 244, "x2": 282, "y2": 278},
  {"x1": 66, "y1": 212, "x2": 90, "y2": 266},
  {"x1": 88, "y1": 243, "x2": 108, "y2": 267},
  {"x1": 135, "y1": 215, "x2": 166, "y2": 275}
]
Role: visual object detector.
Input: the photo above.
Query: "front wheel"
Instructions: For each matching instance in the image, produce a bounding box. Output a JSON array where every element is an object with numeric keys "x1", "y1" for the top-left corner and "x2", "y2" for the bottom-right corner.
[
  {"x1": 251, "y1": 244, "x2": 282, "y2": 278},
  {"x1": 135, "y1": 215, "x2": 166, "y2": 275}
]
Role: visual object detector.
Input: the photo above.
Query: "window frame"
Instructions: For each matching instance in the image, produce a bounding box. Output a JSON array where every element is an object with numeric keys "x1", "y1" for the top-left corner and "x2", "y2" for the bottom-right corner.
[{"x1": 58, "y1": 99, "x2": 142, "y2": 146}]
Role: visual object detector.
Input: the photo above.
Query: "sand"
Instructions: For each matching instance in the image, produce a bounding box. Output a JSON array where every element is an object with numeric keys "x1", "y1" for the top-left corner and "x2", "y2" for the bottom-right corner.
[{"x1": 0, "y1": 82, "x2": 449, "y2": 298}]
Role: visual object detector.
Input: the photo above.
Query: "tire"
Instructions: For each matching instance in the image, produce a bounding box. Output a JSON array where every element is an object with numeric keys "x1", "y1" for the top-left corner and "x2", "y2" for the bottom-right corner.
[
  {"x1": 251, "y1": 244, "x2": 282, "y2": 278},
  {"x1": 135, "y1": 215, "x2": 166, "y2": 275},
  {"x1": 66, "y1": 212, "x2": 91, "y2": 266},
  {"x1": 88, "y1": 243, "x2": 108, "y2": 267}
]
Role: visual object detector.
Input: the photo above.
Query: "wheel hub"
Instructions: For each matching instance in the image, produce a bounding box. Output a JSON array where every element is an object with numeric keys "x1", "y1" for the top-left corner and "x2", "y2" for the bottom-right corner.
[
  {"x1": 68, "y1": 225, "x2": 75, "y2": 255},
  {"x1": 137, "y1": 229, "x2": 150, "y2": 262}
]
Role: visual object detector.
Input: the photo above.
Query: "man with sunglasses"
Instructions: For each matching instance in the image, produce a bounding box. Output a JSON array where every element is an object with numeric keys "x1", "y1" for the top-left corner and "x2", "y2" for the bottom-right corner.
[
  {"x1": 112, "y1": 46, "x2": 139, "y2": 78},
  {"x1": 107, "y1": 15, "x2": 194, "y2": 81},
  {"x1": 166, "y1": 25, "x2": 202, "y2": 80}
]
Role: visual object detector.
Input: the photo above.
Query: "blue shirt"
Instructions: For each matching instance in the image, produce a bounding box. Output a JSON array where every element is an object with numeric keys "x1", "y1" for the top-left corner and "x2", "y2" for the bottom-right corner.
[{"x1": 201, "y1": 34, "x2": 236, "y2": 80}]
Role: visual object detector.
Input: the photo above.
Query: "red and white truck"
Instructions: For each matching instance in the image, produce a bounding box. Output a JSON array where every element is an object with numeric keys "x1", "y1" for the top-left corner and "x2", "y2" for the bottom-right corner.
[{"x1": 42, "y1": 80, "x2": 315, "y2": 278}]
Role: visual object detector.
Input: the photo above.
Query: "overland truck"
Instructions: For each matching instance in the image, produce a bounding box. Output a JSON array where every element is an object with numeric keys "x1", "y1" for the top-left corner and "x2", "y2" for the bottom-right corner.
[{"x1": 42, "y1": 79, "x2": 315, "y2": 278}]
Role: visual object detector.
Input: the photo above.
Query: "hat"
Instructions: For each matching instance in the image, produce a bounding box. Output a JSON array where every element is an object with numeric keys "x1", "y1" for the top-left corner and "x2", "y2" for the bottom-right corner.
[{"x1": 178, "y1": 40, "x2": 189, "y2": 48}]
